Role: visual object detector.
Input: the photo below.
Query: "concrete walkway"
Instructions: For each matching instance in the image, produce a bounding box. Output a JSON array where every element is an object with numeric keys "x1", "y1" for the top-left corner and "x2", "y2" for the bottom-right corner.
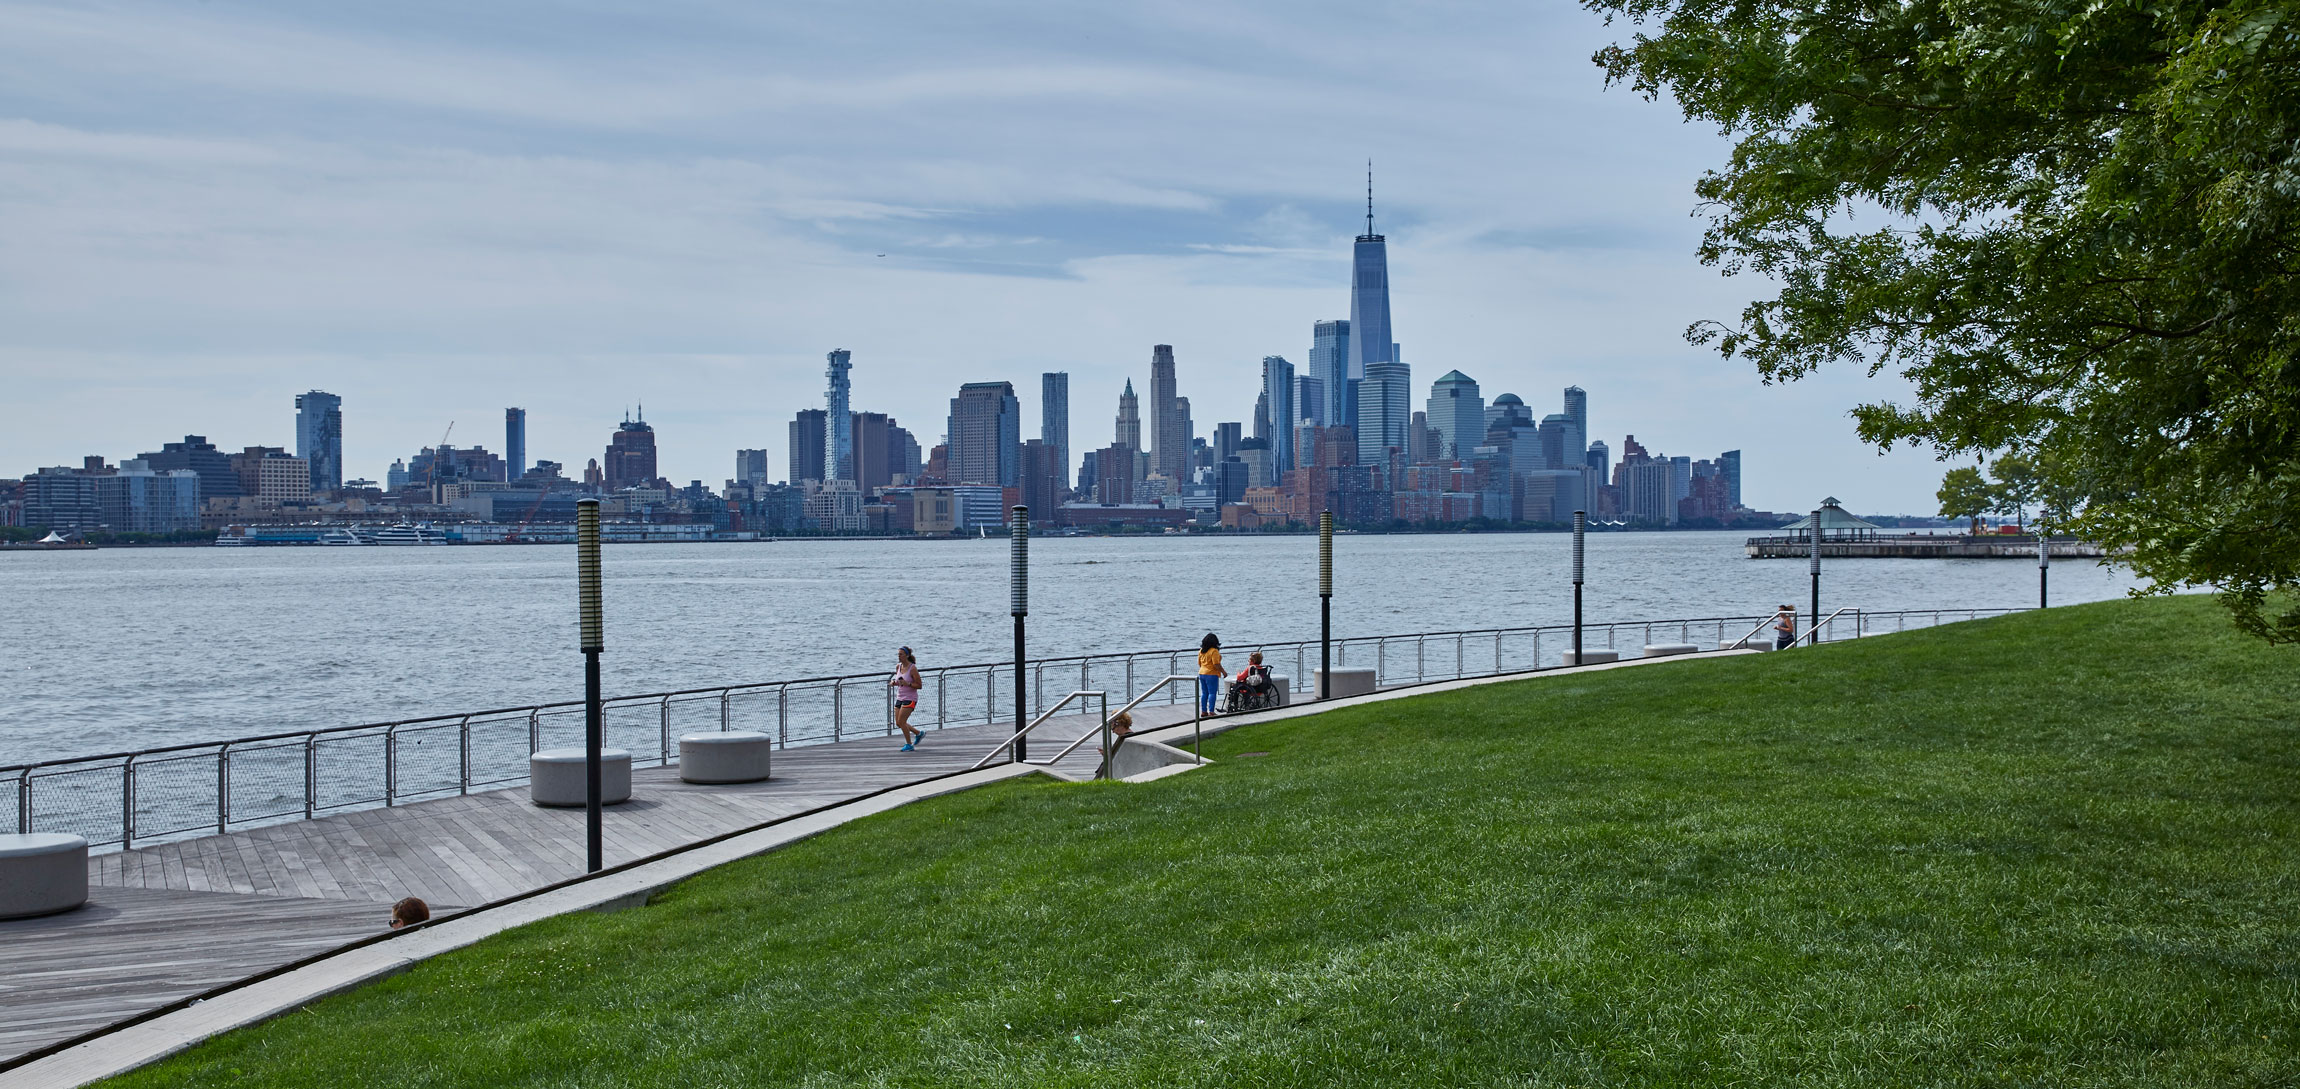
[{"x1": 0, "y1": 702, "x2": 1199, "y2": 1069}]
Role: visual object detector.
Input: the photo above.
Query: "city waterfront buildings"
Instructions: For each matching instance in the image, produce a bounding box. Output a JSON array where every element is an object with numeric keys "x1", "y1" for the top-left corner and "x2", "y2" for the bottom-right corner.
[
  {"x1": 504, "y1": 408, "x2": 526, "y2": 482},
  {"x1": 788, "y1": 409, "x2": 827, "y2": 484},
  {"x1": 295, "y1": 391, "x2": 343, "y2": 495},
  {"x1": 1041, "y1": 372, "x2": 1069, "y2": 497},
  {"x1": 1428, "y1": 370, "x2": 1483, "y2": 459},
  {"x1": 946, "y1": 381, "x2": 1021, "y2": 487},
  {"x1": 604, "y1": 412, "x2": 658, "y2": 491},
  {"x1": 1149, "y1": 345, "x2": 1186, "y2": 481},
  {"x1": 1260, "y1": 356, "x2": 1295, "y2": 472},
  {"x1": 1310, "y1": 319, "x2": 1350, "y2": 427},
  {"x1": 825, "y1": 350, "x2": 854, "y2": 484}
]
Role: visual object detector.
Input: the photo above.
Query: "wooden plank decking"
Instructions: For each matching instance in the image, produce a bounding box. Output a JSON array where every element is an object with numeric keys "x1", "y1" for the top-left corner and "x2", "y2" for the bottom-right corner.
[{"x1": 0, "y1": 704, "x2": 1203, "y2": 1067}]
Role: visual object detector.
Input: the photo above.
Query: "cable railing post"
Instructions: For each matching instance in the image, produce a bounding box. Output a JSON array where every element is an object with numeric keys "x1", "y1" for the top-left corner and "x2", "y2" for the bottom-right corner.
[
  {"x1": 216, "y1": 744, "x2": 230, "y2": 834},
  {"x1": 834, "y1": 680, "x2": 846, "y2": 742},
  {"x1": 527, "y1": 709, "x2": 539, "y2": 754},
  {"x1": 16, "y1": 767, "x2": 30, "y2": 834},
  {"x1": 304, "y1": 733, "x2": 316, "y2": 819},
  {"x1": 779, "y1": 685, "x2": 790, "y2": 747},
  {"x1": 661, "y1": 695, "x2": 674, "y2": 763},
  {"x1": 459, "y1": 716, "x2": 472, "y2": 795},
  {"x1": 121, "y1": 757, "x2": 134, "y2": 850},
  {"x1": 385, "y1": 727, "x2": 398, "y2": 807},
  {"x1": 721, "y1": 689, "x2": 731, "y2": 732},
  {"x1": 935, "y1": 673, "x2": 946, "y2": 730}
]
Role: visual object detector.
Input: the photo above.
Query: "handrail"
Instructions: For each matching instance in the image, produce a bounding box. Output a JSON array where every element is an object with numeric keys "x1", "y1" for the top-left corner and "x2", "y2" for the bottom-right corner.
[
  {"x1": 1803, "y1": 606, "x2": 1857, "y2": 646},
  {"x1": 1044, "y1": 674, "x2": 1198, "y2": 768},
  {"x1": 968, "y1": 690, "x2": 1106, "y2": 771},
  {"x1": 1728, "y1": 615, "x2": 1779, "y2": 651}
]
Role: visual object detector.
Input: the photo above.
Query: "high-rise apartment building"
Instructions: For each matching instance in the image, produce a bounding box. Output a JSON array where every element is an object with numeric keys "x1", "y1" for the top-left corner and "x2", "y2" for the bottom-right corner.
[
  {"x1": 1021, "y1": 439, "x2": 1062, "y2": 525},
  {"x1": 136, "y1": 435, "x2": 242, "y2": 500},
  {"x1": 295, "y1": 391, "x2": 343, "y2": 494},
  {"x1": 1563, "y1": 386, "x2": 1588, "y2": 445},
  {"x1": 1310, "y1": 319, "x2": 1351, "y2": 428},
  {"x1": 1427, "y1": 370, "x2": 1483, "y2": 460},
  {"x1": 1719, "y1": 449, "x2": 1743, "y2": 507},
  {"x1": 1356, "y1": 360, "x2": 1413, "y2": 465},
  {"x1": 1214, "y1": 421, "x2": 1242, "y2": 461},
  {"x1": 1149, "y1": 345, "x2": 1187, "y2": 481},
  {"x1": 788, "y1": 409, "x2": 827, "y2": 484},
  {"x1": 505, "y1": 408, "x2": 527, "y2": 482},
  {"x1": 1260, "y1": 356, "x2": 1296, "y2": 473},
  {"x1": 256, "y1": 452, "x2": 314, "y2": 503},
  {"x1": 825, "y1": 349, "x2": 854, "y2": 483},
  {"x1": 736, "y1": 449, "x2": 771, "y2": 490},
  {"x1": 1041, "y1": 372, "x2": 1069, "y2": 499},
  {"x1": 1586, "y1": 439, "x2": 1610, "y2": 476},
  {"x1": 604, "y1": 412, "x2": 658, "y2": 491},
  {"x1": 946, "y1": 381, "x2": 1021, "y2": 487},
  {"x1": 852, "y1": 412, "x2": 900, "y2": 493},
  {"x1": 105, "y1": 461, "x2": 203, "y2": 533}
]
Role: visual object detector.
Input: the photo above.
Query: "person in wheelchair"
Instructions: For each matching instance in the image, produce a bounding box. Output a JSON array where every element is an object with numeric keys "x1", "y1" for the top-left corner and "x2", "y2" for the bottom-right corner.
[{"x1": 1225, "y1": 651, "x2": 1279, "y2": 712}]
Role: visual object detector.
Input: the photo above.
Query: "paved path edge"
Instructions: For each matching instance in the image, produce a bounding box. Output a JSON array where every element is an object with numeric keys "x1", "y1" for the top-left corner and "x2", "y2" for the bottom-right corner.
[{"x1": 2, "y1": 647, "x2": 1755, "y2": 1089}]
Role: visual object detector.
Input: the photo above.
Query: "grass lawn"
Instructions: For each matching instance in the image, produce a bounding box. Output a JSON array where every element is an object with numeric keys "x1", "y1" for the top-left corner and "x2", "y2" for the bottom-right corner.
[{"x1": 110, "y1": 596, "x2": 2298, "y2": 1087}]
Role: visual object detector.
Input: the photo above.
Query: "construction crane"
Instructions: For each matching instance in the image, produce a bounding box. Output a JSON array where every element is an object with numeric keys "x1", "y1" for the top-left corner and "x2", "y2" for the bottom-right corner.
[{"x1": 430, "y1": 421, "x2": 454, "y2": 501}]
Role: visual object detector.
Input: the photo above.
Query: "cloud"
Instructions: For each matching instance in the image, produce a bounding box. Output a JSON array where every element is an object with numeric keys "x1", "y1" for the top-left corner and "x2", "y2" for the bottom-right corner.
[{"x1": 0, "y1": 0, "x2": 1949, "y2": 512}]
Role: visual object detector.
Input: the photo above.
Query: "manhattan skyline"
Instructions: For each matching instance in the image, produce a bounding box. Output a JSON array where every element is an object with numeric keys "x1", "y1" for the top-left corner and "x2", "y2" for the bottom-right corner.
[{"x1": 0, "y1": 1, "x2": 1954, "y2": 513}]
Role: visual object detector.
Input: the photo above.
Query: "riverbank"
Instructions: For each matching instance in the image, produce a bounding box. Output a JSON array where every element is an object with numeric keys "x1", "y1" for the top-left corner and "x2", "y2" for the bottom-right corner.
[{"x1": 101, "y1": 596, "x2": 2299, "y2": 1087}]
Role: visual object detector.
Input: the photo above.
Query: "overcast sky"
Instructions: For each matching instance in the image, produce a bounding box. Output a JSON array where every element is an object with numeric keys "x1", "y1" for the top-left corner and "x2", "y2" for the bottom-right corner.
[{"x1": 0, "y1": 0, "x2": 1960, "y2": 514}]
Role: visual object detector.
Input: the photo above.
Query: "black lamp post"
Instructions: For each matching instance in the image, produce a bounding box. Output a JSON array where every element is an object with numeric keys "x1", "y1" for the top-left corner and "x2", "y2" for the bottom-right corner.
[
  {"x1": 1010, "y1": 506, "x2": 1028, "y2": 764},
  {"x1": 2038, "y1": 520, "x2": 2050, "y2": 609},
  {"x1": 1807, "y1": 506, "x2": 1822, "y2": 646},
  {"x1": 1318, "y1": 510, "x2": 1333, "y2": 700},
  {"x1": 575, "y1": 497, "x2": 604, "y2": 873},
  {"x1": 1571, "y1": 510, "x2": 1585, "y2": 666}
]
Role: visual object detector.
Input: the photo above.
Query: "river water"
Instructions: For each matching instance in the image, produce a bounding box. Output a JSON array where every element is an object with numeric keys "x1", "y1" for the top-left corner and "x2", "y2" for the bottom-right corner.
[{"x1": 0, "y1": 532, "x2": 2144, "y2": 765}]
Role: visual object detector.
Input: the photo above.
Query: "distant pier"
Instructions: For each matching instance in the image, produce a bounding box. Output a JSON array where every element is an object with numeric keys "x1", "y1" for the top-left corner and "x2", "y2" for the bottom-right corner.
[{"x1": 1746, "y1": 534, "x2": 2105, "y2": 559}]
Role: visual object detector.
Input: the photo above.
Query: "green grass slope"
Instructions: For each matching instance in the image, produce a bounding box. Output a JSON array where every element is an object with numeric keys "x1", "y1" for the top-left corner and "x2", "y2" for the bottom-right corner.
[{"x1": 110, "y1": 597, "x2": 2298, "y2": 1087}]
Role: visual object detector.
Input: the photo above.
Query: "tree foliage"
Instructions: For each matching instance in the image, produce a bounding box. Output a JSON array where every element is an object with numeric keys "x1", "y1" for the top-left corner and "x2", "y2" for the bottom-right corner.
[
  {"x1": 1936, "y1": 466, "x2": 1991, "y2": 534},
  {"x1": 1586, "y1": 0, "x2": 2300, "y2": 641}
]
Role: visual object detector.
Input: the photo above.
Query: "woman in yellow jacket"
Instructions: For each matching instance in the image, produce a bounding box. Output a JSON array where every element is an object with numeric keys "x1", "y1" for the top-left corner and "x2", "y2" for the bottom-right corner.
[{"x1": 1196, "y1": 633, "x2": 1223, "y2": 715}]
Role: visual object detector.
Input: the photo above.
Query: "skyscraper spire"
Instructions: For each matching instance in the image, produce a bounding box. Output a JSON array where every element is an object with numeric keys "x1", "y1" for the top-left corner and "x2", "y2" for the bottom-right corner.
[{"x1": 1366, "y1": 160, "x2": 1375, "y2": 236}]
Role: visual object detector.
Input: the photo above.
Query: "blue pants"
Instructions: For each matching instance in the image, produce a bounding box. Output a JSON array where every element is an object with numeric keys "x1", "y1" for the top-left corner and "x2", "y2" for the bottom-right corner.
[{"x1": 1199, "y1": 674, "x2": 1220, "y2": 713}]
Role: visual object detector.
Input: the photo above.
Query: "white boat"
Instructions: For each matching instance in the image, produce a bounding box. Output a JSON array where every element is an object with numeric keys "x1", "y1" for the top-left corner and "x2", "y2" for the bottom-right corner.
[
  {"x1": 359, "y1": 524, "x2": 447, "y2": 545},
  {"x1": 318, "y1": 529, "x2": 367, "y2": 545}
]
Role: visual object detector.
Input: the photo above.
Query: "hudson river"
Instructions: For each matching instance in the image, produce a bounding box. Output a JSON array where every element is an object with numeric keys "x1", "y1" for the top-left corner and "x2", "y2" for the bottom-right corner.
[{"x1": 1, "y1": 532, "x2": 2144, "y2": 764}]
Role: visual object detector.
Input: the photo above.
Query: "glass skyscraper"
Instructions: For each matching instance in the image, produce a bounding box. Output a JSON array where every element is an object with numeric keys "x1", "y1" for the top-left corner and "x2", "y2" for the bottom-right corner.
[
  {"x1": 504, "y1": 407, "x2": 526, "y2": 482},
  {"x1": 1041, "y1": 371, "x2": 1069, "y2": 493},
  {"x1": 1260, "y1": 356, "x2": 1296, "y2": 473},
  {"x1": 1310, "y1": 319, "x2": 1350, "y2": 429},
  {"x1": 294, "y1": 391, "x2": 342, "y2": 494},
  {"x1": 825, "y1": 349, "x2": 854, "y2": 483},
  {"x1": 1347, "y1": 176, "x2": 1406, "y2": 461}
]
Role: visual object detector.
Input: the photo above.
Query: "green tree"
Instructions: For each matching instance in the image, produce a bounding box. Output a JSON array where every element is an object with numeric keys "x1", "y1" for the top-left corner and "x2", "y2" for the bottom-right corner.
[
  {"x1": 1988, "y1": 453, "x2": 2041, "y2": 528},
  {"x1": 1586, "y1": 0, "x2": 2300, "y2": 641},
  {"x1": 1936, "y1": 466, "x2": 1992, "y2": 535}
]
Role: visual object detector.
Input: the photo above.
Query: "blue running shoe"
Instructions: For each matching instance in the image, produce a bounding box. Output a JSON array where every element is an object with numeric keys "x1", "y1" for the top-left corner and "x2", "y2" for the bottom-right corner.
[{"x1": 900, "y1": 741, "x2": 915, "y2": 752}]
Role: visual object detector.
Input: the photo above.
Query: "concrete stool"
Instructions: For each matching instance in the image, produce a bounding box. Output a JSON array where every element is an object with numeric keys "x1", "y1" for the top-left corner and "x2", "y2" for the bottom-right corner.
[
  {"x1": 1312, "y1": 668, "x2": 1378, "y2": 699},
  {"x1": 679, "y1": 730, "x2": 773, "y2": 784},
  {"x1": 1642, "y1": 643, "x2": 1700, "y2": 657},
  {"x1": 530, "y1": 748, "x2": 632, "y2": 807},
  {"x1": 0, "y1": 833, "x2": 89, "y2": 919},
  {"x1": 1559, "y1": 647, "x2": 1621, "y2": 666}
]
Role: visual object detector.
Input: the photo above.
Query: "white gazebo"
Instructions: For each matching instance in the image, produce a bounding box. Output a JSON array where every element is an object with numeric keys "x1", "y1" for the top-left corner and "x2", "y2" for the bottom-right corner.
[{"x1": 1779, "y1": 497, "x2": 1883, "y2": 542}]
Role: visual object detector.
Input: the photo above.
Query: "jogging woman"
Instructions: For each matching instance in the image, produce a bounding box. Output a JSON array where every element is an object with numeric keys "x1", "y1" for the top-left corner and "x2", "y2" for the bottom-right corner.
[
  {"x1": 890, "y1": 646, "x2": 924, "y2": 750},
  {"x1": 1197, "y1": 633, "x2": 1223, "y2": 715}
]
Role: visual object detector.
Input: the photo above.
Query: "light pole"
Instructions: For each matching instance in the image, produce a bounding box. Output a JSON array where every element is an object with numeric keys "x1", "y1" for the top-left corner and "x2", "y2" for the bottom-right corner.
[
  {"x1": 1010, "y1": 506, "x2": 1028, "y2": 764},
  {"x1": 1318, "y1": 510, "x2": 1333, "y2": 700},
  {"x1": 2038, "y1": 520, "x2": 2050, "y2": 609},
  {"x1": 1807, "y1": 506, "x2": 1822, "y2": 646},
  {"x1": 1571, "y1": 510, "x2": 1585, "y2": 666},
  {"x1": 575, "y1": 497, "x2": 604, "y2": 873}
]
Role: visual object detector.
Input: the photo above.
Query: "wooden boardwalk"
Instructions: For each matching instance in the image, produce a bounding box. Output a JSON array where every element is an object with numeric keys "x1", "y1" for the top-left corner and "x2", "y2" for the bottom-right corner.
[{"x1": 0, "y1": 704, "x2": 1200, "y2": 1066}]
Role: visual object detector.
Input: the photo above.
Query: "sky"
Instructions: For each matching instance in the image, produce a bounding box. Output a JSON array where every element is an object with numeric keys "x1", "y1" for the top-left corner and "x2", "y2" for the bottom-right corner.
[{"x1": 0, "y1": 0, "x2": 1963, "y2": 515}]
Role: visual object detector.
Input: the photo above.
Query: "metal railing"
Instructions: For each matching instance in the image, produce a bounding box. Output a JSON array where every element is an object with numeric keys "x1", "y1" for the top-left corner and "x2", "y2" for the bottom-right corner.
[
  {"x1": 4, "y1": 607, "x2": 2021, "y2": 852},
  {"x1": 969, "y1": 690, "x2": 1111, "y2": 772}
]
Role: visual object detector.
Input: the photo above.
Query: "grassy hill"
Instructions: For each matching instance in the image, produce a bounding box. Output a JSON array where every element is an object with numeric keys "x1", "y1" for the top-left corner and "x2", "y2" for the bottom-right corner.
[{"x1": 112, "y1": 596, "x2": 2299, "y2": 1087}]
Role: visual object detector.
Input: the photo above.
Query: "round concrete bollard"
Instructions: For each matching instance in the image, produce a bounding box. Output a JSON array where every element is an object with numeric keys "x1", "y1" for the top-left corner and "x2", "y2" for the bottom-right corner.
[
  {"x1": 679, "y1": 730, "x2": 773, "y2": 784},
  {"x1": 0, "y1": 833, "x2": 90, "y2": 919},
  {"x1": 1642, "y1": 643, "x2": 1701, "y2": 657},
  {"x1": 530, "y1": 748, "x2": 632, "y2": 808},
  {"x1": 1559, "y1": 647, "x2": 1621, "y2": 666}
]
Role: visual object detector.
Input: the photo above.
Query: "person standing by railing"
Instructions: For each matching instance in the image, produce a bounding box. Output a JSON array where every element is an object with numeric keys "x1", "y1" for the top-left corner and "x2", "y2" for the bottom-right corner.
[
  {"x1": 1197, "y1": 633, "x2": 1224, "y2": 715},
  {"x1": 1774, "y1": 605, "x2": 1797, "y2": 650},
  {"x1": 890, "y1": 646, "x2": 924, "y2": 751}
]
